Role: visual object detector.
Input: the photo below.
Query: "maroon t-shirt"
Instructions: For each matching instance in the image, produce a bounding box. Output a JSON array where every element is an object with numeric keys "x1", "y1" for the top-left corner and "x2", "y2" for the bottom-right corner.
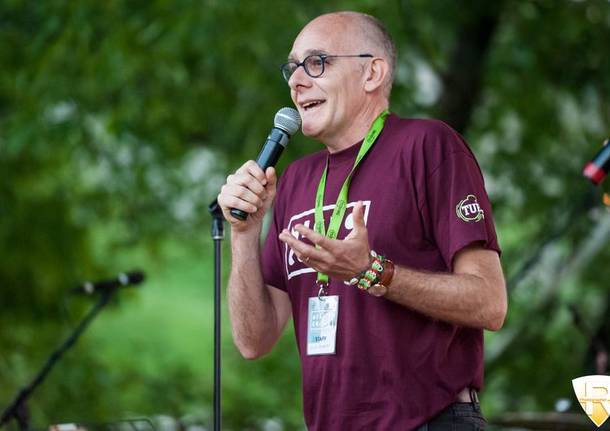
[{"x1": 261, "y1": 114, "x2": 500, "y2": 430}]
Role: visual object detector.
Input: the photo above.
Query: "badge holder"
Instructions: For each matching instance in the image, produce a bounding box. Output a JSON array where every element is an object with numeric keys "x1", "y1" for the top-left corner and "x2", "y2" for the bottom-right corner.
[
  {"x1": 307, "y1": 280, "x2": 339, "y2": 356},
  {"x1": 317, "y1": 281, "x2": 328, "y2": 300}
]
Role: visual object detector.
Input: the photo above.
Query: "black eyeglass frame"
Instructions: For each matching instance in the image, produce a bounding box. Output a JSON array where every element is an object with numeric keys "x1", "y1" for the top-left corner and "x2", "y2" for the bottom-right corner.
[{"x1": 280, "y1": 53, "x2": 374, "y2": 82}]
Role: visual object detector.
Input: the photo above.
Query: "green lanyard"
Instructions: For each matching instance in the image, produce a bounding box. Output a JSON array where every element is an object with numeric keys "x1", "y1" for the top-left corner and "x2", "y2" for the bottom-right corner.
[{"x1": 314, "y1": 109, "x2": 389, "y2": 290}]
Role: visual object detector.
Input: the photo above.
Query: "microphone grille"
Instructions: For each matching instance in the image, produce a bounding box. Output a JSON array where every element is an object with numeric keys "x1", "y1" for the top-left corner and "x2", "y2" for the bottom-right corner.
[{"x1": 274, "y1": 107, "x2": 301, "y2": 135}]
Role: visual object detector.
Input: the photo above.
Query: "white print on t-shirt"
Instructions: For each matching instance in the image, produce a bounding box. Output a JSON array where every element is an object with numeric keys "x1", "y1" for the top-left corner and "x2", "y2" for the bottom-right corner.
[{"x1": 284, "y1": 200, "x2": 371, "y2": 280}]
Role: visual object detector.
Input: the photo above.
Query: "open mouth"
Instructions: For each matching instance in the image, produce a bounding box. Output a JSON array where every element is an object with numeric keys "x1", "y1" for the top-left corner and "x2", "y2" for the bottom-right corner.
[{"x1": 301, "y1": 100, "x2": 326, "y2": 111}]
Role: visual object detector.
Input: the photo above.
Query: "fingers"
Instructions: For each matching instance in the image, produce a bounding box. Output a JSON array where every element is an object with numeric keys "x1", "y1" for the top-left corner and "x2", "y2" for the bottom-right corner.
[
  {"x1": 265, "y1": 166, "x2": 276, "y2": 184},
  {"x1": 288, "y1": 201, "x2": 366, "y2": 249},
  {"x1": 263, "y1": 167, "x2": 278, "y2": 202},
  {"x1": 265, "y1": 167, "x2": 277, "y2": 189},
  {"x1": 293, "y1": 223, "x2": 330, "y2": 249},
  {"x1": 279, "y1": 228, "x2": 328, "y2": 264},
  {"x1": 279, "y1": 201, "x2": 371, "y2": 278},
  {"x1": 220, "y1": 183, "x2": 264, "y2": 212},
  {"x1": 236, "y1": 160, "x2": 267, "y2": 185},
  {"x1": 352, "y1": 201, "x2": 366, "y2": 231},
  {"x1": 231, "y1": 162, "x2": 267, "y2": 195},
  {"x1": 217, "y1": 160, "x2": 274, "y2": 223}
]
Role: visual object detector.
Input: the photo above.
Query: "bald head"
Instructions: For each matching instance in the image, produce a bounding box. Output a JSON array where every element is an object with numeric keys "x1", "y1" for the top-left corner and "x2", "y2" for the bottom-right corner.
[
  {"x1": 301, "y1": 11, "x2": 396, "y2": 96},
  {"x1": 287, "y1": 12, "x2": 395, "y2": 149}
]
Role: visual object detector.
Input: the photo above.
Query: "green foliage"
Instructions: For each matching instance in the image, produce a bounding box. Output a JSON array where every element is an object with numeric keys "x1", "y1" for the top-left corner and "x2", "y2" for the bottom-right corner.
[{"x1": 2, "y1": 0, "x2": 610, "y2": 429}]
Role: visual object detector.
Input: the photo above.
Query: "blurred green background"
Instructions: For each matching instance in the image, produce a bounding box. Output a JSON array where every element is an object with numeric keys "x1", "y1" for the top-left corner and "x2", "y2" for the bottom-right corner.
[{"x1": 2, "y1": 0, "x2": 610, "y2": 429}]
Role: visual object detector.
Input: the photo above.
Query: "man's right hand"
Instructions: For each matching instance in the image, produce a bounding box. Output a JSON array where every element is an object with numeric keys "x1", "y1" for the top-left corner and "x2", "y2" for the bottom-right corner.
[{"x1": 217, "y1": 161, "x2": 277, "y2": 233}]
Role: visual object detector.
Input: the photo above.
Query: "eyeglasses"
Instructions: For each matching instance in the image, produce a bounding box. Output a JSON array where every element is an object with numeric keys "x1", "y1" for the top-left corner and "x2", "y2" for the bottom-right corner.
[{"x1": 280, "y1": 54, "x2": 373, "y2": 82}]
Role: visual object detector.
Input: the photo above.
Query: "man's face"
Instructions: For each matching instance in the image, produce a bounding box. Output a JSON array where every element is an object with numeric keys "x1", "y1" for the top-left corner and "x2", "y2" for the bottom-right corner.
[{"x1": 287, "y1": 18, "x2": 367, "y2": 143}]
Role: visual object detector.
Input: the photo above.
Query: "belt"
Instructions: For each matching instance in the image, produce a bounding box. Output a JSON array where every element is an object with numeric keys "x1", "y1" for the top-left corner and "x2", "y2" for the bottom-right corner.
[{"x1": 455, "y1": 387, "x2": 479, "y2": 403}]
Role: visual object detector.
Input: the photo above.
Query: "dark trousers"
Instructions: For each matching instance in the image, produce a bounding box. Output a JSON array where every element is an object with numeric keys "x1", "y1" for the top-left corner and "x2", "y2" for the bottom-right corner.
[{"x1": 415, "y1": 402, "x2": 487, "y2": 430}]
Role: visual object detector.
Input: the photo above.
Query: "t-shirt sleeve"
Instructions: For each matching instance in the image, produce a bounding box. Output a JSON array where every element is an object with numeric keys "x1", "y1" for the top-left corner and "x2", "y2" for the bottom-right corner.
[{"x1": 418, "y1": 129, "x2": 501, "y2": 271}]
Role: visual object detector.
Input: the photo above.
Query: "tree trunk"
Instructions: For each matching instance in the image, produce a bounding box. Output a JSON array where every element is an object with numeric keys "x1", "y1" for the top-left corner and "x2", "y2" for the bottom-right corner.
[{"x1": 435, "y1": 1, "x2": 505, "y2": 134}]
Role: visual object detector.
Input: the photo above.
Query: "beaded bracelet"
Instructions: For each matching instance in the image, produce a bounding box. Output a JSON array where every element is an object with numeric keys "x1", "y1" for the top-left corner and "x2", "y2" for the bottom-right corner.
[{"x1": 347, "y1": 250, "x2": 387, "y2": 291}]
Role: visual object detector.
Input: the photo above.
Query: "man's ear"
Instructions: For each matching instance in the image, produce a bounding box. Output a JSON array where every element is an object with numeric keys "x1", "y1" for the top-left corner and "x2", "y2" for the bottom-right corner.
[{"x1": 363, "y1": 58, "x2": 389, "y2": 93}]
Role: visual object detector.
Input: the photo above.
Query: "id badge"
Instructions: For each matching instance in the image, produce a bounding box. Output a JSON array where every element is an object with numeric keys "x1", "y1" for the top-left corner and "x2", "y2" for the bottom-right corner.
[{"x1": 307, "y1": 295, "x2": 339, "y2": 355}]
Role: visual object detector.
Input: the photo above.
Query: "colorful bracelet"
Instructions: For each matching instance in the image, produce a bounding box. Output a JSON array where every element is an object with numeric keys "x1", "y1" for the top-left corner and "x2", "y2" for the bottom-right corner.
[{"x1": 347, "y1": 250, "x2": 391, "y2": 291}]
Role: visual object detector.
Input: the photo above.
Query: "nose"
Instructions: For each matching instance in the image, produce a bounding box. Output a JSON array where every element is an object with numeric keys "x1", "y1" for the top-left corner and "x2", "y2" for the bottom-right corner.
[{"x1": 288, "y1": 64, "x2": 311, "y2": 91}]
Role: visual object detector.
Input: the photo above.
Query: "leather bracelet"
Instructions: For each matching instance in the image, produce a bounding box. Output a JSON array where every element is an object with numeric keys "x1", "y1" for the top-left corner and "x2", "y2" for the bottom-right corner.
[{"x1": 379, "y1": 259, "x2": 395, "y2": 286}]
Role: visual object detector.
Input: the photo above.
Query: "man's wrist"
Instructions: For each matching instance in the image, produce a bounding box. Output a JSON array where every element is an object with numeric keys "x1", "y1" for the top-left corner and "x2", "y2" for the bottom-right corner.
[
  {"x1": 379, "y1": 259, "x2": 395, "y2": 286},
  {"x1": 230, "y1": 225, "x2": 262, "y2": 241},
  {"x1": 346, "y1": 250, "x2": 395, "y2": 297}
]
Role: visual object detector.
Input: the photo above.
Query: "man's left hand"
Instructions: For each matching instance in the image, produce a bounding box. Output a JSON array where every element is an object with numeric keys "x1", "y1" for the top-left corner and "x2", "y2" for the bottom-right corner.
[{"x1": 278, "y1": 201, "x2": 371, "y2": 281}]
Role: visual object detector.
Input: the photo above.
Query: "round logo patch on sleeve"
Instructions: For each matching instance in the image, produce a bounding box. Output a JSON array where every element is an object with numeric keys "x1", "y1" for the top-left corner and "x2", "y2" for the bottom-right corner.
[{"x1": 456, "y1": 194, "x2": 485, "y2": 222}]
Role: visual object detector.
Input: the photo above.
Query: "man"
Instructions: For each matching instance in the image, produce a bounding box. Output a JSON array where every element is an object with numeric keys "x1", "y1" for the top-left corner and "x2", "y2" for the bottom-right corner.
[{"x1": 217, "y1": 11, "x2": 507, "y2": 430}]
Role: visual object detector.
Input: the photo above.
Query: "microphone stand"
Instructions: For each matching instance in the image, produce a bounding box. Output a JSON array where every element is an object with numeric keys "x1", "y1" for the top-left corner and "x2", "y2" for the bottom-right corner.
[
  {"x1": 0, "y1": 289, "x2": 117, "y2": 431},
  {"x1": 208, "y1": 200, "x2": 225, "y2": 431}
]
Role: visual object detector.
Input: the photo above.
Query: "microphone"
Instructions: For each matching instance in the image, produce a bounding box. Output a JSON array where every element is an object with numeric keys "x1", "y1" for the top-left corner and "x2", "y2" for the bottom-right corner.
[
  {"x1": 230, "y1": 107, "x2": 301, "y2": 220},
  {"x1": 583, "y1": 139, "x2": 610, "y2": 185},
  {"x1": 71, "y1": 271, "x2": 145, "y2": 295}
]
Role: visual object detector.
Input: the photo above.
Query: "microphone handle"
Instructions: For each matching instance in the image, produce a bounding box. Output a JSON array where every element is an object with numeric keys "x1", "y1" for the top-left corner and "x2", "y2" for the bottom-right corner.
[{"x1": 230, "y1": 129, "x2": 287, "y2": 221}]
